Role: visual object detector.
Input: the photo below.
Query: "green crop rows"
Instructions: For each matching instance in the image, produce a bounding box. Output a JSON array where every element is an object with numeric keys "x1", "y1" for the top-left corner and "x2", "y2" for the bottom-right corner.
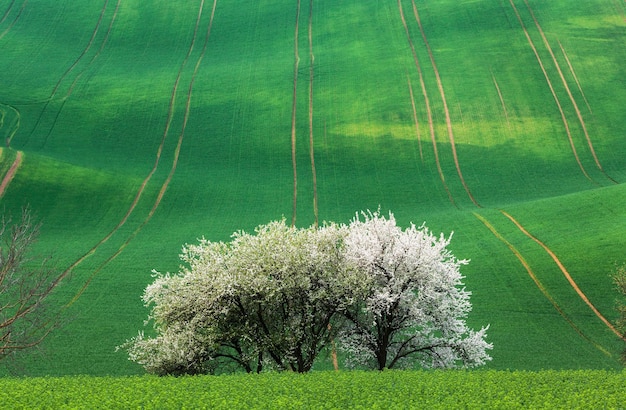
[
  {"x1": 0, "y1": 370, "x2": 624, "y2": 409},
  {"x1": 0, "y1": 0, "x2": 624, "y2": 376}
]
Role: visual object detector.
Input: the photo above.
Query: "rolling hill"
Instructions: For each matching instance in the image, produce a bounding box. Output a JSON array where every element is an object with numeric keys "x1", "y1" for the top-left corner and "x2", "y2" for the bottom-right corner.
[{"x1": 0, "y1": 0, "x2": 624, "y2": 375}]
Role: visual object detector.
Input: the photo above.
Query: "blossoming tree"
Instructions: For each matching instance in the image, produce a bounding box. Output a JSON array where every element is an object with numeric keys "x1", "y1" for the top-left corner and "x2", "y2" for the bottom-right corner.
[
  {"x1": 122, "y1": 211, "x2": 492, "y2": 374},
  {"x1": 121, "y1": 220, "x2": 362, "y2": 374},
  {"x1": 338, "y1": 211, "x2": 492, "y2": 370}
]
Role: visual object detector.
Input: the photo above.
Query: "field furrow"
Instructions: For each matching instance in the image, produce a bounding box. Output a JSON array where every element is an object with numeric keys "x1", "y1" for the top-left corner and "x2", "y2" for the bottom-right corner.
[
  {"x1": 410, "y1": 0, "x2": 480, "y2": 208},
  {"x1": 508, "y1": 0, "x2": 594, "y2": 184},
  {"x1": 557, "y1": 40, "x2": 592, "y2": 115},
  {"x1": 41, "y1": 0, "x2": 122, "y2": 147},
  {"x1": 500, "y1": 210, "x2": 625, "y2": 341},
  {"x1": 2, "y1": 0, "x2": 624, "y2": 375},
  {"x1": 0, "y1": 150, "x2": 22, "y2": 199},
  {"x1": 62, "y1": 0, "x2": 212, "y2": 297},
  {"x1": 491, "y1": 73, "x2": 511, "y2": 130},
  {"x1": 0, "y1": 0, "x2": 25, "y2": 40},
  {"x1": 523, "y1": 1, "x2": 613, "y2": 182},
  {"x1": 474, "y1": 212, "x2": 613, "y2": 357},
  {"x1": 0, "y1": 0, "x2": 16, "y2": 25},
  {"x1": 290, "y1": 0, "x2": 301, "y2": 227},
  {"x1": 406, "y1": 75, "x2": 423, "y2": 162},
  {"x1": 307, "y1": 0, "x2": 318, "y2": 227},
  {"x1": 397, "y1": 0, "x2": 455, "y2": 207},
  {"x1": 68, "y1": 0, "x2": 218, "y2": 305},
  {"x1": 0, "y1": 103, "x2": 20, "y2": 147},
  {"x1": 27, "y1": 0, "x2": 111, "y2": 143}
]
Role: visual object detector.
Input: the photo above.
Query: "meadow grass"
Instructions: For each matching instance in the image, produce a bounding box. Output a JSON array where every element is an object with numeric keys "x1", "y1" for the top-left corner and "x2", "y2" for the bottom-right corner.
[
  {"x1": 0, "y1": 0, "x2": 624, "y2": 376},
  {"x1": 0, "y1": 370, "x2": 624, "y2": 409}
]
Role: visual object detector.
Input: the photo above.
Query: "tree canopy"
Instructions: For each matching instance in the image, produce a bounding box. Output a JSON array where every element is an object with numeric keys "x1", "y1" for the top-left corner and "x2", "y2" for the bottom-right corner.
[{"x1": 121, "y1": 211, "x2": 492, "y2": 374}]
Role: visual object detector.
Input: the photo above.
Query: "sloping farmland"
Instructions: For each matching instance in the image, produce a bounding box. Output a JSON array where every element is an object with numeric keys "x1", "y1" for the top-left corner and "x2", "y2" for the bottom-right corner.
[{"x1": 0, "y1": 0, "x2": 624, "y2": 375}]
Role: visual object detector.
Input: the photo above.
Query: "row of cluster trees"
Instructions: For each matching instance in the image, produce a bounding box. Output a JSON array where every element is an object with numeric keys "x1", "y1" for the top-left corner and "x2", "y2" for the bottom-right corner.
[
  {"x1": 2, "y1": 209, "x2": 625, "y2": 374},
  {"x1": 121, "y1": 211, "x2": 493, "y2": 375}
]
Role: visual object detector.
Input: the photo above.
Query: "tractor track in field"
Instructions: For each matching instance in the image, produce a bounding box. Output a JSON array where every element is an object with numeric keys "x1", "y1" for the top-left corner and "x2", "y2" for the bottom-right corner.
[
  {"x1": 307, "y1": 0, "x2": 318, "y2": 227},
  {"x1": 0, "y1": 0, "x2": 17, "y2": 26},
  {"x1": 410, "y1": 0, "x2": 480, "y2": 208},
  {"x1": 290, "y1": 0, "x2": 301, "y2": 227},
  {"x1": 397, "y1": 0, "x2": 456, "y2": 207},
  {"x1": 65, "y1": 0, "x2": 219, "y2": 305},
  {"x1": 491, "y1": 73, "x2": 511, "y2": 130},
  {"x1": 508, "y1": 0, "x2": 595, "y2": 184},
  {"x1": 41, "y1": 0, "x2": 122, "y2": 147},
  {"x1": 0, "y1": 0, "x2": 26, "y2": 41},
  {"x1": 0, "y1": 150, "x2": 22, "y2": 199},
  {"x1": 474, "y1": 212, "x2": 613, "y2": 357},
  {"x1": 500, "y1": 210, "x2": 625, "y2": 341},
  {"x1": 523, "y1": 1, "x2": 615, "y2": 184},
  {"x1": 27, "y1": 0, "x2": 114, "y2": 145},
  {"x1": 406, "y1": 75, "x2": 423, "y2": 162},
  {"x1": 557, "y1": 40, "x2": 592, "y2": 115},
  {"x1": 0, "y1": 103, "x2": 21, "y2": 146}
]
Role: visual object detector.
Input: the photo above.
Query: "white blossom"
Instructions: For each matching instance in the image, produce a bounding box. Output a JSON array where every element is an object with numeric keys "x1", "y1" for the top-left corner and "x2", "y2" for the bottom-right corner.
[
  {"x1": 338, "y1": 210, "x2": 492, "y2": 370},
  {"x1": 120, "y1": 211, "x2": 492, "y2": 374}
]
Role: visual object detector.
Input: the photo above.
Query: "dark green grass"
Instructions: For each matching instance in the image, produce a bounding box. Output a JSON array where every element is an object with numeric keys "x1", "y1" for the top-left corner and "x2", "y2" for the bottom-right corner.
[{"x1": 0, "y1": 0, "x2": 624, "y2": 376}]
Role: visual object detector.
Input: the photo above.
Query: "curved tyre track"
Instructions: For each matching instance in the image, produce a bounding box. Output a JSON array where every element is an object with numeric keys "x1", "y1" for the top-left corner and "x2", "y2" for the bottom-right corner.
[
  {"x1": 557, "y1": 40, "x2": 592, "y2": 115},
  {"x1": 410, "y1": 0, "x2": 480, "y2": 208},
  {"x1": 0, "y1": 0, "x2": 17, "y2": 26},
  {"x1": 523, "y1": 1, "x2": 615, "y2": 183},
  {"x1": 307, "y1": 0, "x2": 318, "y2": 228},
  {"x1": 406, "y1": 75, "x2": 423, "y2": 162},
  {"x1": 474, "y1": 212, "x2": 613, "y2": 357},
  {"x1": 41, "y1": 0, "x2": 122, "y2": 147},
  {"x1": 0, "y1": 103, "x2": 20, "y2": 147},
  {"x1": 491, "y1": 73, "x2": 511, "y2": 130},
  {"x1": 397, "y1": 0, "x2": 455, "y2": 207},
  {"x1": 66, "y1": 0, "x2": 219, "y2": 305},
  {"x1": 508, "y1": 0, "x2": 594, "y2": 184},
  {"x1": 27, "y1": 0, "x2": 112, "y2": 144},
  {"x1": 290, "y1": 0, "x2": 301, "y2": 227},
  {"x1": 0, "y1": 150, "x2": 22, "y2": 199},
  {"x1": 500, "y1": 210, "x2": 625, "y2": 341},
  {"x1": 0, "y1": 0, "x2": 26, "y2": 41}
]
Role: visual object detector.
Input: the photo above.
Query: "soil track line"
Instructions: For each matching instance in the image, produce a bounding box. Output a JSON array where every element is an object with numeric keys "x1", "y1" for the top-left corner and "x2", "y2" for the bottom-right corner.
[
  {"x1": 523, "y1": 1, "x2": 614, "y2": 183},
  {"x1": 500, "y1": 209, "x2": 625, "y2": 340},
  {"x1": 29, "y1": 1, "x2": 110, "y2": 138},
  {"x1": 67, "y1": 0, "x2": 219, "y2": 306},
  {"x1": 397, "y1": 0, "x2": 455, "y2": 207},
  {"x1": 410, "y1": 0, "x2": 480, "y2": 208},
  {"x1": 508, "y1": 0, "x2": 594, "y2": 184},
  {"x1": 290, "y1": 0, "x2": 301, "y2": 227},
  {"x1": 0, "y1": 0, "x2": 26, "y2": 41},
  {"x1": 62, "y1": 0, "x2": 210, "y2": 289},
  {"x1": 491, "y1": 73, "x2": 511, "y2": 130},
  {"x1": 406, "y1": 75, "x2": 424, "y2": 162},
  {"x1": 557, "y1": 40, "x2": 592, "y2": 115},
  {"x1": 474, "y1": 212, "x2": 613, "y2": 357},
  {"x1": 0, "y1": 150, "x2": 22, "y2": 199},
  {"x1": 41, "y1": 0, "x2": 122, "y2": 147},
  {"x1": 307, "y1": 0, "x2": 318, "y2": 228},
  {"x1": 0, "y1": 103, "x2": 20, "y2": 147},
  {"x1": 0, "y1": 0, "x2": 17, "y2": 26}
]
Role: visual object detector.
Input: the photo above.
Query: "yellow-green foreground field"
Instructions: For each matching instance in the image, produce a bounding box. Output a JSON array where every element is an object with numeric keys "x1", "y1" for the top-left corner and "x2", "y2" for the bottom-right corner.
[{"x1": 1, "y1": 370, "x2": 625, "y2": 409}]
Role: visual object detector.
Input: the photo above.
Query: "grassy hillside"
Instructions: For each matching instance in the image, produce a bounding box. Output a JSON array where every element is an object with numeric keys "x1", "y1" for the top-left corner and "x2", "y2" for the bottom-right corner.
[{"x1": 0, "y1": 0, "x2": 624, "y2": 375}]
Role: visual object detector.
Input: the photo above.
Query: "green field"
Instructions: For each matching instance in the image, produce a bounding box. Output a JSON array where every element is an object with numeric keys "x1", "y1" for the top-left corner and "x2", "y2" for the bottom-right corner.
[
  {"x1": 0, "y1": 0, "x2": 625, "y2": 376},
  {"x1": 1, "y1": 370, "x2": 625, "y2": 409}
]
